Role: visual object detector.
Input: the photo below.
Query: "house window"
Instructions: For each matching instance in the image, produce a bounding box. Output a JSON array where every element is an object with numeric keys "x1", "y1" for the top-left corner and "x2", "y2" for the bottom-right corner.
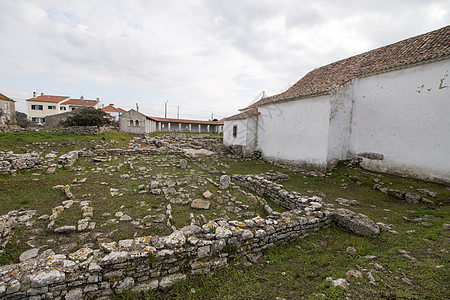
[
  {"x1": 135, "y1": 120, "x2": 140, "y2": 126},
  {"x1": 60, "y1": 106, "x2": 66, "y2": 111},
  {"x1": 233, "y1": 125, "x2": 238, "y2": 138},
  {"x1": 31, "y1": 105, "x2": 43, "y2": 110},
  {"x1": 48, "y1": 105, "x2": 56, "y2": 110},
  {"x1": 129, "y1": 120, "x2": 134, "y2": 126},
  {"x1": 31, "y1": 117, "x2": 45, "y2": 124}
]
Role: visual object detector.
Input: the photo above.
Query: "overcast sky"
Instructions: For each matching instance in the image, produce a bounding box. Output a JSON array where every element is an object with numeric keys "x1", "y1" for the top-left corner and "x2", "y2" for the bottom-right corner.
[{"x1": 1, "y1": 0, "x2": 449, "y2": 120}]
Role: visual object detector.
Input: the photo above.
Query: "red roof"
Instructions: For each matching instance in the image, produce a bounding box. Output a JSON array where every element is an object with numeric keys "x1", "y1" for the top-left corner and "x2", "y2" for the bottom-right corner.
[
  {"x1": 233, "y1": 25, "x2": 450, "y2": 116},
  {"x1": 224, "y1": 108, "x2": 259, "y2": 121},
  {"x1": 102, "y1": 105, "x2": 126, "y2": 113},
  {"x1": 65, "y1": 99, "x2": 100, "y2": 106},
  {"x1": 26, "y1": 95, "x2": 70, "y2": 103},
  {"x1": 128, "y1": 110, "x2": 223, "y2": 125},
  {"x1": 0, "y1": 92, "x2": 14, "y2": 102}
]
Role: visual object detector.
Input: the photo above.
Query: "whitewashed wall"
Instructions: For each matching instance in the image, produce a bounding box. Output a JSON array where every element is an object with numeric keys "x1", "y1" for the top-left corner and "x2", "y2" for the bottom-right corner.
[
  {"x1": 350, "y1": 59, "x2": 450, "y2": 183},
  {"x1": 257, "y1": 96, "x2": 332, "y2": 170},
  {"x1": 327, "y1": 83, "x2": 354, "y2": 165}
]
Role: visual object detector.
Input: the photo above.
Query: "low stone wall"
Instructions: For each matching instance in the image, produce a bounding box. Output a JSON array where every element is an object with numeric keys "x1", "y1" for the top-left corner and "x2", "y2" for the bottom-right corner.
[
  {"x1": 0, "y1": 174, "x2": 335, "y2": 299},
  {"x1": 0, "y1": 126, "x2": 111, "y2": 135},
  {"x1": 232, "y1": 174, "x2": 323, "y2": 210},
  {"x1": 0, "y1": 152, "x2": 43, "y2": 174}
]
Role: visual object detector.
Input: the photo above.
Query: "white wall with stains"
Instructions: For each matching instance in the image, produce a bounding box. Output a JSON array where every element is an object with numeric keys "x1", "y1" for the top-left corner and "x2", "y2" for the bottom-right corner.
[
  {"x1": 351, "y1": 59, "x2": 450, "y2": 183},
  {"x1": 256, "y1": 95, "x2": 332, "y2": 170}
]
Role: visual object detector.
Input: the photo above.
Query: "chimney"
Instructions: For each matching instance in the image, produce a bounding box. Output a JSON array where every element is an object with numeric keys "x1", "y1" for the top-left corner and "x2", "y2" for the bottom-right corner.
[
  {"x1": 96, "y1": 97, "x2": 99, "y2": 101},
  {"x1": 81, "y1": 95, "x2": 84, "y2": 100},
  {"x1": 33, "y1": 92, "x2": 36, "y2": 98},
  {"x1": 40, "y1": 92, "x2": 44, "y2": 96},
  {"x1": 109, "y1": 104, "x2": 114, "y2": 107}
]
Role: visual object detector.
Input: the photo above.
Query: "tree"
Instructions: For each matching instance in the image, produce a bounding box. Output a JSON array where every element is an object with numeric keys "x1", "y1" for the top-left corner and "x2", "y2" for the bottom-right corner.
[{"x1": 61, "y1": 107, "x2": 112, "y2": 127}]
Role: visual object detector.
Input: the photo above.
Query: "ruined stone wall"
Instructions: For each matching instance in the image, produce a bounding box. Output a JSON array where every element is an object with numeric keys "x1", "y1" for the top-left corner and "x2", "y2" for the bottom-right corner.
[
  {"x1": 232, "y1": 174, "x2": 324, "y2": 211},
  {"x1": 0, "y1": 175, "x2": 334, "y2": 299},
  {"x1": 0, "y1": 152, "x2": 43, "y2": 174}
]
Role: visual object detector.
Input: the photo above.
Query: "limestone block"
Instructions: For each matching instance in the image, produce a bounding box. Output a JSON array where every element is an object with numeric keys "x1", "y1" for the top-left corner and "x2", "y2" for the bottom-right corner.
[
  {"x1": 31, "y1": 270, "x2": 65, "y2": 288},
  {"x1": 331, "y1": 208, "x2": 380, "y2": 238}
]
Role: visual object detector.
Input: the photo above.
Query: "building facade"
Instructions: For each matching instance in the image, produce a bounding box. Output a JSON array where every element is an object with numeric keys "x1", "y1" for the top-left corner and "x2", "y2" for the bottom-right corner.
[
  {"x1": 26, "y1": 93, "x2": 101, "y2": 125},
  {"x1": 102, "y1": 104, "x2": 127, "y2": 122},
  {"x1": 0, "y1": 92, "x2": 16, "y2": 125},
  {"x1": 224, "y1": 26, "x2": 450, "y2": 184},
  {"x1": 120, "y1": 110, "x2": 224, "y2": 135}
]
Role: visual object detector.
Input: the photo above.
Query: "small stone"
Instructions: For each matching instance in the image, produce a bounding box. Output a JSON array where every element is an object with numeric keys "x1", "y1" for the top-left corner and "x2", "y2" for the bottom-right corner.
[
  {"x1": 326, "y1": 277, "x2": 349, "y2": 289},
  {"x1": 115, "y1": 277, "x2": 135, "y2": 293},
  {"x1": 6, "y1": 280, "x2": 21, "y2": 294},
  {"x1": 19, "y1": 248, "x2": 39, "y2": 262},
  {"x1": 345, "y1": 269, "x2": 363, "y2": 278},
  {"x1": 120, "y1": 214, "x2": 132, "y2": 221},
  {"x1": 202, "y1": 190, "x2": 213, "y2": 199},
  {"x1": 179, "y1": 159, "x2": 187, "y2": 169},
  {"x1": 31, "y1": 270, "x2": 65, "y2": 288},
  {"x1": 54, "y1": 226, "x2": 76, "y2": 233},
  {"x1": 220, "y1": 175, "x2": 231, "y2": 189},
  {"x1": 65, "y1": 288, "x2": 83, "y2": 300},
  {"x1": 191, "y1": 199, "x2": 211, "y2": 210},
  {"x1": 405, "y1": 193, "x2": 421, "y2": 204},
  {"x1": 346, "y1": 246, "x2": 357, "y2": 255},
  {"x1": 164, "y1": 231, "x2": 186, "y2": 248},
  {"x1": 416, "y1": 188, "x2": 437, "y2": 198},
  {"x1": 159, "y1": 273, "x2": 186, "y2": 289}
]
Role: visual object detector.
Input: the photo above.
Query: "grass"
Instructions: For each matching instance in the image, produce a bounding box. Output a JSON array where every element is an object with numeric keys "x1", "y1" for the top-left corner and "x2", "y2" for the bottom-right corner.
[{"x1": 0, "y1": 132, "x2": 449, "y2": 299}]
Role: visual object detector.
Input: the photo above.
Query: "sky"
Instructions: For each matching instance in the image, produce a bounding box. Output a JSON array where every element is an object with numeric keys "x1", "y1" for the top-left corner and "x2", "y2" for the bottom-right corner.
[{"x1": 1, "y1": 1, "x2": 449, "y2": 120}]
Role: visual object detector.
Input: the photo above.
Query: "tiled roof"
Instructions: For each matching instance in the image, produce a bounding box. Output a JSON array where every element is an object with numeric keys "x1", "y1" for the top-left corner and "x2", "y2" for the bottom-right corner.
[
  {"x1": 149, "y1": 116, "x2": 223, "y2": 125},
  {"x1": 0, "y1": 93, "x2": 14, "y2": 102},
  {"x1": 65, "y1": 99, "x2": 100, "y2": 106},
  {"x1": 102, "y1": 105, "x2": 126, "y2": 113},
  {"x1": 224, "y1": 107, "x2": 259, "y2": 121},
  {"x1": 244, "y1": 25, "x2": 450, "y2": 110},
  {"x1": 26, "y1": 95, "x2": 70, "y2": 103},
  {"x1": 128, "y1": 109, "x2": 223, "y2": 125}
]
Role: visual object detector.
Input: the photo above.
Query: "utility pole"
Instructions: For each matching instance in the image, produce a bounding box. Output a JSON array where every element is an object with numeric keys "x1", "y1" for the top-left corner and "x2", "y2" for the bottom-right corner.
[
  {"x1": 177, "y1": 106, "x2": 180, "y2": 119},
  {"x1": 164, "y1": 101, "x2": 168, "y2": 118},
  {"x1": 211, "y1": 113, "x2": 214, "y2": 121}
]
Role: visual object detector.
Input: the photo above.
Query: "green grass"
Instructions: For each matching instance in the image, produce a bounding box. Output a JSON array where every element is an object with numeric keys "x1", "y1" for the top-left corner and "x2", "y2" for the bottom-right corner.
[
  {"x1": 1, "y1": 132, "x2": 449, "y2": 299},
  {"x1": 0, "y1": 130, "x2": 132, "y2": 153}
]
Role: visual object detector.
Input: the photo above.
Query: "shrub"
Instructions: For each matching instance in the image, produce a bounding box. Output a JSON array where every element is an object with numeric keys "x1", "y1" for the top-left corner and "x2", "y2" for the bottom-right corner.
[{"x1": 60, "y1": 107, "x2": 112, "y2": 127}]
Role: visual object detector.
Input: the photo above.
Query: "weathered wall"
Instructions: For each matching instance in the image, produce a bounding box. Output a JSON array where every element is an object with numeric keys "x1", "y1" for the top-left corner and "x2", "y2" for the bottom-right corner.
[
  {"x1": 327, "y1": 83, "x2": 354, "y2": 165},
  {"x1": 0, "y1": 100, "x2": 15, "y2": 125},
  {"x1": 223, "y1": 118, "x2": 249, "y2": 152},
  {"x1": 350, "y1": 59, "x2": 450, "y2": 183},
  {"x1": 119, "y1": 110, "x2": 149, "y2": 134},
  {"x1": 44, "y1": 111, "x2": 76, "y2": 128},
  {"x1": 256, "y1": 96, "x2": 331, "y2": 170}
]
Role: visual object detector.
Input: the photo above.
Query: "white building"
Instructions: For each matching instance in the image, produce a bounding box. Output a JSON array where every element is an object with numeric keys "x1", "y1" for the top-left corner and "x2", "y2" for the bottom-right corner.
[
  {"x1": 26, "y1": 93, "x2": 101, "y2": 124},
  {"x1": 119, "y1": 109, "x2": 224, "y2": 134},
  {"x1": 224, "y1": 26, "x2": 450, "y2": 184},
  {"x1": 102, "y1": 104, "x2": 127, "y2": 122}
]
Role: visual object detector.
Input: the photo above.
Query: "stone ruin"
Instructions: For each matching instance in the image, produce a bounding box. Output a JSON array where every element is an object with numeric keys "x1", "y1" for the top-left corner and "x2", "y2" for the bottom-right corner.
[{"x1": 0, "y1": 170, "x2": 379, "y2": 299}]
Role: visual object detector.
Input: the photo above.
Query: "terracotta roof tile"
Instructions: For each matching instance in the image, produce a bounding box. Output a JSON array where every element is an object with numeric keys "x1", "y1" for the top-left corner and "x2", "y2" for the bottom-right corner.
[
  {"x1": 66, "y1": 99, "x2": 100, "y2": 106},
  {"x1": 102, "y1": 105, "x2": 127, "y2": 113},
  {"x1": 249, "y1": 25, "x2": 450, "y2": 109},
  {"x1": 0, "y1": 92, "x2": 14, "y2": 102},
  {"x1": 128, "y1": 110, "x2": 223, "y2": 125},
  {"x1": 26, "y1": 95, "x2": 70, "y2": 103},
  {"x1": 224, "y1": 108, "x2": 259, "y2": 121}
]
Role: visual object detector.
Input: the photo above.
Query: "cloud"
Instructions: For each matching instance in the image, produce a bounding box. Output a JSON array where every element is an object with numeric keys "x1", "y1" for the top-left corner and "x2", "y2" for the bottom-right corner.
[{"x1": 0, "y1": 0, "x2": 449, "y2": 118}]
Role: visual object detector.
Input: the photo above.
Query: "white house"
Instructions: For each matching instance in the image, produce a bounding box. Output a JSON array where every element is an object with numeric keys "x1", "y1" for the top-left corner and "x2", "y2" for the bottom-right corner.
[
  {"x1": 102, "y1": 104, "x2": 127, "y2": 122},
  {"x1": 224, "y1": 25, "x2": 450, "y2": 184},
  {"x1": 120, "y1": 109, "x2": 224, "y2": 134},
  {"x1": 26, "y1": 93, "x2": 101, "y2": 124}
]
